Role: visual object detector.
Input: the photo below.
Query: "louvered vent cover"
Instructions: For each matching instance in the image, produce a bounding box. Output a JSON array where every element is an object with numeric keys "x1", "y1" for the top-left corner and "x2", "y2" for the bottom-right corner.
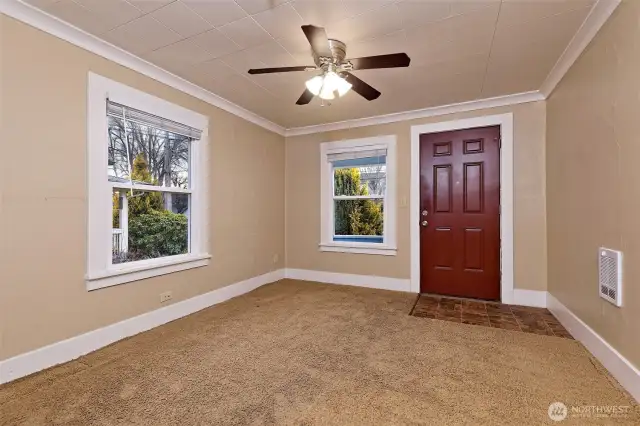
[{"x1": 598, "y1": 248, "x2": 622, "y2": 307}]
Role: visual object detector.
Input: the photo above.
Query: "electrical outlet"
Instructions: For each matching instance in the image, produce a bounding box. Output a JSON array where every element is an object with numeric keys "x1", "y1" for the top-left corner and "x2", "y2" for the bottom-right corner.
[{"x1": 160, "y1": 291, "x2": 172, "y2": 303}]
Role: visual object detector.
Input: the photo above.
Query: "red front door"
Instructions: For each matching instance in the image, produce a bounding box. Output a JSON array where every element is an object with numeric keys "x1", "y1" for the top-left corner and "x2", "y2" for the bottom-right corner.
[{"x1": 419, "y1": 126, "x2": 501, "y2": 300}]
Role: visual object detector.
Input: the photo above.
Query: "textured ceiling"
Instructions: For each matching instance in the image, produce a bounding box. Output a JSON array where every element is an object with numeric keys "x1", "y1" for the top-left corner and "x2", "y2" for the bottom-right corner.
[{"x1": 25, "y1": 0, "x2": 596, "y2": 128}]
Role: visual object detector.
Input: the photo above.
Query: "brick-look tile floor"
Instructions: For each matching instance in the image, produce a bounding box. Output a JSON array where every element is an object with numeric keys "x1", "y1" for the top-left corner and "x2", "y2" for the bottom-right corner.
[{"x1": 410, "y1": 294, "x2": 574, "y2": 339}]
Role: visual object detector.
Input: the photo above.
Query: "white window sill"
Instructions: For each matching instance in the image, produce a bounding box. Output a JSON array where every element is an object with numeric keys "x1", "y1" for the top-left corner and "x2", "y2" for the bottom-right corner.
[
  {"x1": 86, "y1": 253, "x2": 211, "y2": 291},
  {"x1": 319, "y1": 243, "x2": 397, "y2": 256}
]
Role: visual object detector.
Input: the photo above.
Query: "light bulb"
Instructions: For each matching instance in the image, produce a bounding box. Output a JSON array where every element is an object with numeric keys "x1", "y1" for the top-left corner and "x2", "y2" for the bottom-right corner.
[
  {"x1": 305, "y1": 75, "x2": 324, "y2": 96},
  {"x1": 319, "y1": 84, "x2": 335, "y2": 100},
  {"x1": 324, "y1": 72, "x2": 352, "y2": 97}
]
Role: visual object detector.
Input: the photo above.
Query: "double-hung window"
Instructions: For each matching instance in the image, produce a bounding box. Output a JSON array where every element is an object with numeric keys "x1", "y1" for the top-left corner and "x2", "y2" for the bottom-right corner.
[
  {"x1": 320, "y1": 136, "x2": 397, "y2": 256},
  {"x1": 86, "y1": 74, "x2": 210, "y2": 290}
]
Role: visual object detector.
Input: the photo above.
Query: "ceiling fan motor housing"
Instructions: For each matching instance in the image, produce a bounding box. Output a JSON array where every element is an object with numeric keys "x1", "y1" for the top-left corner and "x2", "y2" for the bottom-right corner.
[{"x1": 314, "y1": 39, "x2": 349, "y2": 70}]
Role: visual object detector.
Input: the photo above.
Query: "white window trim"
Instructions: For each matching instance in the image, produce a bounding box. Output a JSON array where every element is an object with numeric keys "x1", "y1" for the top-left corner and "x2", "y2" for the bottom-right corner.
[
  {"x1": 86, "y1": 73, "x2": 210, "y2": 290},
  {"x1": 319, "y1": 136, "x2": 397, "y2": 256}
]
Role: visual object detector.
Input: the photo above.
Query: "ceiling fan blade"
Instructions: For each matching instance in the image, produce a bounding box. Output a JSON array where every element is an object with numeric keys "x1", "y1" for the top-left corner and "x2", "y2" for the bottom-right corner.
[
  {"x1": 248, "y1": 66, "x2": 316, "y2": 75},
  {"x1": 347, "y1": 53, "x2": 411, "y2": 70},
  {"x1": 301, "y1": 25, "x2": 332, "y2": 57},
  {"x1": 296, "y1": 89, "x2": 314, "y2": 105},
  {"x1": 344, "y1": 73, "x2": 381, "y2": 101}
]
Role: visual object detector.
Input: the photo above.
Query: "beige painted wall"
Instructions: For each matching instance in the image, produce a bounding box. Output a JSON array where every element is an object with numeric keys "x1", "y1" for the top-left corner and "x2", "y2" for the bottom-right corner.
[
  {"x1": 286, "y1": 101, "x2": 547, "y2": 292},
  {"x1": 546, "y1": 0, "x2": 640, "y2": 369},
  {"x1": 0, "y1": 16, "x2": 285, "y2": 361}
]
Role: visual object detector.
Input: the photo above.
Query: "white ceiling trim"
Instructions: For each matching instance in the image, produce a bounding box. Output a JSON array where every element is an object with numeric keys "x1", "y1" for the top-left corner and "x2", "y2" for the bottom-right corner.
[
  {"x1": 539, "y1": 0, "x2": 621, "y2": 98},
  {"x1": 284, "y1": 91, "x2": 544, "y2": 137},
  {"x1": 0, "y1": 0, "x2": 287, "y2": 136},
  {"x1": 1, "y1": 0, "x2": 619, "y2": 138}
]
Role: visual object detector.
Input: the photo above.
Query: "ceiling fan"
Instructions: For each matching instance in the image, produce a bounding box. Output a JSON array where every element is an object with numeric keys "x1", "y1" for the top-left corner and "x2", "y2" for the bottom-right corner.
[{"x1": 247, "y1": 25, "x2": 411, "y2": 105}]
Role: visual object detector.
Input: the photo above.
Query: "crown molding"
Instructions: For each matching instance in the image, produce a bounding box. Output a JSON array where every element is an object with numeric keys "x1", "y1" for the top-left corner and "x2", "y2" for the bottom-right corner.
[
  {"x1": 285, "y1": 0, "x2": 620, "y2": 137},
  {"x1": 2, "y1": 0, "x2": 618, "y2": 138},
  {"x1": 0, "y1": 0, "x2": 286, "y2": 136},
  {"x1": 284, "y1": 91, "x2": 545, "y2": 137},
  {"x1": 539, "y1": 0, "x2": 621, "y2": 98}
]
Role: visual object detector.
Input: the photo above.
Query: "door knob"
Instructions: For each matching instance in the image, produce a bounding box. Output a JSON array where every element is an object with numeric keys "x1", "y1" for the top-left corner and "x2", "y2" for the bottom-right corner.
[{"x1": 421, "y1": 221, "x2": 428, "y2": 227}]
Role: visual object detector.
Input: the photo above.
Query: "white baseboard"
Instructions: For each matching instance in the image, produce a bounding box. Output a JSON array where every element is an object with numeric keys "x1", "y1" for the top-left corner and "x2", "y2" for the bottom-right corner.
[
  {"x1": 547, "y1": 293, "x2": 640, "y2": 403},
  {"x1": 285, "y1": 269, "x2": 548, "y2": 307},
  {"x1": 285, "y1": 268, "x2": 411, "y2": 292},
  {"x1": 512, "y1": 289, "x2": 548, "y2": 308},
  {"x1": 6, "y1": 270, "x2": 637, "y2": 405},
  {"x1": 0, "y1": 269, "x2": 285, "y2": 384}
]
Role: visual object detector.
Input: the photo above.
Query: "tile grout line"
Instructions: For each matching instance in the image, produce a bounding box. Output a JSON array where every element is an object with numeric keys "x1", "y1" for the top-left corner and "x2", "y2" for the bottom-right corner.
[{"x1": 408, "y1": 294, "x2": 421, "y2": 316}]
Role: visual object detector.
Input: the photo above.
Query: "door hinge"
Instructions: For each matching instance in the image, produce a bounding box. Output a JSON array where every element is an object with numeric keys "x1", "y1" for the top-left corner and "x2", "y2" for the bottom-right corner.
[{"x1": 496, "y1": 137, "x2": 502, "y2": 149}]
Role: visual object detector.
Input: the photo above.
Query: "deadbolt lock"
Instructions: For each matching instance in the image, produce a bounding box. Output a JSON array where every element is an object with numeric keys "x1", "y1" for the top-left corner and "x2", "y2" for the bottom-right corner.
[{"x1": 422, "y1": 210, "x2": 428, "y2": 216}]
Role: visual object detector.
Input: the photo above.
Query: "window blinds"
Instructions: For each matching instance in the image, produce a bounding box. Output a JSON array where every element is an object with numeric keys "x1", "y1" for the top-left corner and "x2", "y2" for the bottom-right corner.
[
  {"x1": 328, "y1": 148, "x2": 386, "y2": 168},
  {"x1": 107, "y1": 100, "x2": 203, "y2": 140}
]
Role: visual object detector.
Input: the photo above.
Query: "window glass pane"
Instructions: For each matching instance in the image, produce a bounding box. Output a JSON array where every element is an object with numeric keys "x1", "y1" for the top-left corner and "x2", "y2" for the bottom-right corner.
[
  {"x1": 334, "y1": 165, "x2": 386, "y2": 196},
  {"x1": 108, "y1": 116, "x2": 190, "y2": 189},
  {"x1": 112, "y1": 189, "x2": 189, "y2": 264},
  {"x1": 333, "y1": 199, "x2": 383, "y2": 243}
]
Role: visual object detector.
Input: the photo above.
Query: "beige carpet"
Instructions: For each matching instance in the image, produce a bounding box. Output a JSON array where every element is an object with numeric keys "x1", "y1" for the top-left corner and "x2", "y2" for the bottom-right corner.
[{"x1": 1, "y1": 280, "x2": 637, "y2": 425}]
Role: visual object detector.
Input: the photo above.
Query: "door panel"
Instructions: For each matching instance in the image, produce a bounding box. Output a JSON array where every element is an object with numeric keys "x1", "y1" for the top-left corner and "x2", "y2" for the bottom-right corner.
[
  {"x1": 419, "y1": 126, "x2": 500, "y2": 300},
  {"x1": 463, "y1": 228, "x2": 483, "y2": 271},
  {"x1": 434, "y1": 165, "x2": 452, "y2": 212},
  {"x1": 433, "y1": 227, "x2": 454, "y2": 269},
  {"x1": 463, "y1": 163, "x2": 483, "y2": 212}
]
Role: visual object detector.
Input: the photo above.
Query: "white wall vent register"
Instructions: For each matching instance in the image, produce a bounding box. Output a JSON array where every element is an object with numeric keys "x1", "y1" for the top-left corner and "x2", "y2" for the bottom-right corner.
[{"x1": 598, "y1": 248, "x2": 623, "y2": 307}]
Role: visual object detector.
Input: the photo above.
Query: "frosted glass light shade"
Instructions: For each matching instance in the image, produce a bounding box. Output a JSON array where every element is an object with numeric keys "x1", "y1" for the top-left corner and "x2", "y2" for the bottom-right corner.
[
  {"x1": 305, "y1": 75, "x2": 324, "y2": 96},
  {"x1": 305, "y1": 72, "x2": 353, "y2": 100},
  {"x1": 324, "y1": 72, "x2": 352, "y2": 97}
]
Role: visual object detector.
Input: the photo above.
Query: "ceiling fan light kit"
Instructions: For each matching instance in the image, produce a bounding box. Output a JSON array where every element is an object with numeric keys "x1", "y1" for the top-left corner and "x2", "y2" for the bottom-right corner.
[
  {"x1": 247, "y1": 25, "x2": 411, "y2": 106},
  {"x1": 305, "y1": 72, "x2": 352, "y2": 100}
]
